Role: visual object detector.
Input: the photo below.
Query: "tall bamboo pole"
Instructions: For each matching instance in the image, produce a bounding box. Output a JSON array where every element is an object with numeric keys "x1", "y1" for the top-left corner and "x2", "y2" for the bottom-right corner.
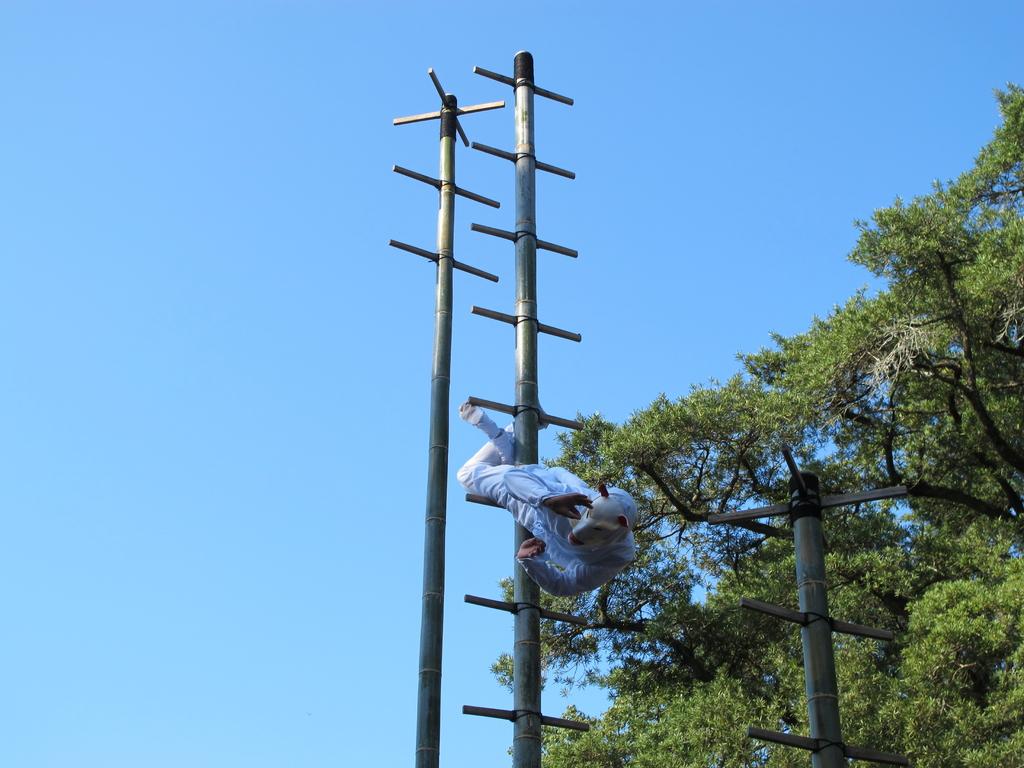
[
  {"x1": 415, "y1": 97, "x2": 458, "y2": 768},
  {"x1": 511, "y1": 50, "x2": 542, "y2": 768},
  {"x1": 790, "y1": 472, "x2": 845, "y2": 768}
]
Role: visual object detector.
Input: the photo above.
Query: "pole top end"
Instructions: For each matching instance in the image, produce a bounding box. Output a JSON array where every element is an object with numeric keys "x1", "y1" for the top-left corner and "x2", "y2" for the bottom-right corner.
[
  {"x1": 514, "y1": 51, "x2": 534, "y2": 85},
  {"x1": 788, "y1": 472, "x2": 819, "y2": 494},
  {"x1": 788, "y1": 472, "x2": 821, "y2": 512}
]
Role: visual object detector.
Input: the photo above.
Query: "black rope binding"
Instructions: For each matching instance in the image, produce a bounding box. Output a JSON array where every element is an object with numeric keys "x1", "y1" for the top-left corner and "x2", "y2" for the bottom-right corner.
[
  {"x1": 513, "y1": 709, "x2": 542, "y2": 721},
  {"x1": 813, "y1": 738, "x2": 846, "y2": 754},
  {"x1": 512, "y1": 601, "x2": 542, "y2": 614},
  {"x1": 512, "y1": 404, "x2": 543, "y2": 418},
  {"x1": 803, "y1": 610, "x2": 832, "y2": 628}
]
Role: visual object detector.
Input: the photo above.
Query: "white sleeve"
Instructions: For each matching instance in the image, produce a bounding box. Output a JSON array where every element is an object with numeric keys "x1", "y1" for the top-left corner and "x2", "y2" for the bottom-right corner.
[
  {"x1": 516, "y1": 556, "x2": 623, "y2": 597},
  {"x1": 499, "y1": 468, "x2": 558, "y2": 507},
  {"x1": 544, "y1": 466, "x2": 590, "y2": 492}
]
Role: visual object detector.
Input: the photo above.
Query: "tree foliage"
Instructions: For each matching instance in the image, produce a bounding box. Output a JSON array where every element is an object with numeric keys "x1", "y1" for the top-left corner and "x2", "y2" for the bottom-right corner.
[{"x1": 532, "y1": 87, "x2": 1024, "y2": 768}]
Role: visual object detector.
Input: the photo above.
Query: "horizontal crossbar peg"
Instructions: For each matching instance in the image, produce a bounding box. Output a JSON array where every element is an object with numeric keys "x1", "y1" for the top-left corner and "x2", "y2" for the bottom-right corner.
[
  {"x1": 781, "y1": 446, "x2": 808, "y2": 498},
  {"x1": 830, "y1": 618, "x2": 896, "y2": 642},
  {"x1": 466, "y1": 492, "x2": 502, "y2": 508},
  {"x1": 747, "y1": 728, "x2": 909, "y2": 766},
  {"x1": 739, "y1": 598, "x2": 895, "y2": 641},
  {"x1": 428, "y1": 67, "x2": 503, "y2": 146},
  {"x1": 464, "y1": 594, "x2": 587, "y2": 626},
  {"x1": 466, "y1": 395, "x2": 583, "y2": 431},
  {"x1": 426, "y1": 67, "x2": 453, "y2": 105},
  {"x1": 471, "y1": 65, "x2": 514, "y2": 87},
  {"x1": 387, "y1": 240, "x2": 499, "y2": 283},
  {"x1": 740, "y1": 596, "x2": 806, "y2": 625},
  {"x1": 393, "y1": 102, "x2": 505, "y2": 129},
  {"x1": 709, "y1": 484, "x2": 909, "y2": 527},
  {"x1": 747, "y1": 726, "x2": 818, "y2": 752},
  {"x1": 457, "y1": 100, "x2": 506, "y2": 117},
  {"x1": 471, "y1": 305, "x2": 581, "y2": 343},
  {"x1": 821, "y1": 485, "x2": 908, "y2": 509},
  {"x1": 394, "y1": 68, "x2": 505, "y2": 145},
  {"x1": 462, "y1": 705, "x2": 589, "y2": 732},
  {"x1": 470, "y1": 223, "x2": 577, "y2": 257},
  {"x1": 708, "y1": 502, "x2": 790, "y2": 525},
  {"x1": 471, "y1": 142, "x2": 576, "y2": 180},
  {"x1": 393, "y1": 109, "x2": 442, "y2": 126},
  {"x1": 393, "y1": 167, "x2": 501, "y2": 208},
  {"x1": 393, "y1": 165, "x2": 440, "y2": 188},
  {"x1": 453, "y1": 186, "x2": 501, "y2": 209},
  {"x1": 471, "y1": 222, "x2": 515, "y2": 241},
  {"x1": 472, "y1": 65, "x2": 574, "y2": 106},
  {"x1": 844, "y1": 744, "x2": 911, "y2": 766}
]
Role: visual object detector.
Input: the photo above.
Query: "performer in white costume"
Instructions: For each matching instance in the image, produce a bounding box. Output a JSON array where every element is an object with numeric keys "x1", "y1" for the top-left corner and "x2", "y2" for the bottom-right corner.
[{"x1": 456, "y1": 402, "x2": 637, "y2": 596}]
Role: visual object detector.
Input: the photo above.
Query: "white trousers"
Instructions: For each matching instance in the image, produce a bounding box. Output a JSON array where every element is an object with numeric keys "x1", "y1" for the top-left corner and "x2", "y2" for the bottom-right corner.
[{"x1": 456, "y1": 423, "x2": 515, "y2": 489}]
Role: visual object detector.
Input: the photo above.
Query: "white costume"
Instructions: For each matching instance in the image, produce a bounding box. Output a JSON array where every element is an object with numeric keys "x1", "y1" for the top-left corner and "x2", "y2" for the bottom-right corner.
[{"x1": 457, "y1": 422, "x2": 637, "y2": 597}]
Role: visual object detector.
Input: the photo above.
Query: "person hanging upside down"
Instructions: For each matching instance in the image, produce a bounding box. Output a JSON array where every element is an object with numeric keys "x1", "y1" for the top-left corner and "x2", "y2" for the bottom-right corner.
[{"x1": 456, "y1": 401, "x2": 637, "y2": 597}]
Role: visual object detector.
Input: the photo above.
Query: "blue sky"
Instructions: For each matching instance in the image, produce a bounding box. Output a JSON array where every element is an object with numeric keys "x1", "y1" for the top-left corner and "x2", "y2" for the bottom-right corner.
[{"x1": 1, "y1": 2, "x2": 1020, "y2": 766}]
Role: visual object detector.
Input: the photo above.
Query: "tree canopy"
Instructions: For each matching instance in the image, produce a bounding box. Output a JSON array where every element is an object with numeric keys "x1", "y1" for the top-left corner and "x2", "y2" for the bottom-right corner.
[{"x1": 524, "y1": 86, "x2": 1023, "y2": 768}]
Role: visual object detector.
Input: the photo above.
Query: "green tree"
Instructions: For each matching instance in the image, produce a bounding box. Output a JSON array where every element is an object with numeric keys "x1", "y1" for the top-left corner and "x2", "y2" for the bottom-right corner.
[{"x1": 534, "y1": 87, "x2": 1023, "y2": 768}]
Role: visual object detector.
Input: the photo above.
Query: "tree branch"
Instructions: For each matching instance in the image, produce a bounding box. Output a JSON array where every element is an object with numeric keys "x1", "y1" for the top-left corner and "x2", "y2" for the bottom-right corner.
[
  {"x1": 909, "y1": 479, "x2": 1012, "y2": 519},
  {"x1": 983, "y1": 340, "x2": 1024, "y2": 358},
  {"x1": 638, "y1": 462, "x2": 705, "y2": 523}
]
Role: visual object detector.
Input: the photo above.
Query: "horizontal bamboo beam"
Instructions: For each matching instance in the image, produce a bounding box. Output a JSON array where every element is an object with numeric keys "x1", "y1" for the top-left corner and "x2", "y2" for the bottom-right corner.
[
  {"x1": 471, "y1": 305, "x2": 581, "y2": 342},
  {"x1": 462, "y1": 705, "x2": 589, "y2": 732},
  {"x1": 457, "y1": 100, "x2": 506, "y2": 116},
  {"x1": 393, "y1": 167, "x2": 500, "y2": 208},
  {"x1": 388, "y1": 240, "x2": 499, "y2": 283},
  {"x1": 844, "y1": 744, "x2": 911, "y2": 766},
  {"x1": 740, "y1": 597, "x2": 805, "y2": 625},
  {"x1": 471, "y1": 66, "x2": 574, "y2": 105},
  {"x1": 453, "y1": 185, "x2": 500, "y2": 209},
  {"x1": 472, "y1": 65, "x2": 514, "y2": 87},
  {"x1": 830, "y1": 618, "x2": 895, "y2": 642},
  {"x1": 471, "y1": 142, "x2": 575, "y2": 179},
  {"x1": 747, "y1": 727, "x2": 909, "y2": 766},
  {"x1": 465, "y1": 492, "x2": 502, "y2": 508},
  {"x1": 707, "y1": 502, "x2": 790, "y2": 525},
  {"x1": 533, "y1": 84, "x2": 573, "y2": 106},
  {"x1": 393, "y1": 109, "x2": 442, "y2": 126},
  {"x1": 464, "y1": 594, "x2": 588, "y2": 626},
  {"x1": 748, "y1": 726, "x2": 818, "y2": 751},
  {"x1": 740, "y1": 598, "x2": 895, "y2": 641},
  {"x1": 466, "y1": 396, "x2": 583, "y2": 430},
  {"x1": 820, "y1": 486, "x2": 908, "y2": 509},
  {"x1": 709, "y1": 484, "x2": 910, "y2": 527},
  {"x1": 393, "y1": 164, "x2": 440, "y2": 188},
  {"x1": 470, "y1": 223, "x2": 577, "y2": 258}
]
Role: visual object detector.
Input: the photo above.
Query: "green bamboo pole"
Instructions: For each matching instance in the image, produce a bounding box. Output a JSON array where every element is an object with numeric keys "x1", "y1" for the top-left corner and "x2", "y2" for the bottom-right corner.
[
  {"x1": 415, "y1": 97, "x2": 458, "y2": 768},
  {"x1": 511, "y1": 50, "x2": 542, "y2": 768},
  {"x1": 790, "y1": 472, "x2": 845, "y2": 768}
]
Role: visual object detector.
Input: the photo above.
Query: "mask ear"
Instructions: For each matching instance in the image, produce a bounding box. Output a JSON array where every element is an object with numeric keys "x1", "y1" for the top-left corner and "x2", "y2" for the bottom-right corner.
[{"x1": 618, "y1": 515, "x2": 628, "y2": 528}]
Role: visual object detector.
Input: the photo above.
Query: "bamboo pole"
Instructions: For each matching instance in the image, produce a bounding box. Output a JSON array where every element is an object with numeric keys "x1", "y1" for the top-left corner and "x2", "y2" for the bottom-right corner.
[
  {"x1": 511, "y1": 50, "x2": 542, "y2": 768},
  {"x1": 415, "y1": 96, "x2": 458, "y2": 768},
  {"x1": 790, "y1": 472, "x2": 845, "y2": 768}
]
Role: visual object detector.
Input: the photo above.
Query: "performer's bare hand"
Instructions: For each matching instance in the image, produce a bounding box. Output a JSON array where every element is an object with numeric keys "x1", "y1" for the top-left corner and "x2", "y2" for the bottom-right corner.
[
  {"x1": 543, "y1": 493, "x2": 591, "y2": 520},
  {"x1": 517, "y1": 537, "x2": 546, "y2": 559}
]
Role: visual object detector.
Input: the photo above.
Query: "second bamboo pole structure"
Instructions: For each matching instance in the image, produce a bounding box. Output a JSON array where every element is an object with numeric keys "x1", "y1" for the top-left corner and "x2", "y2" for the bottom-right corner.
[
  {"x1": 790, "y1": 472, "x2": 845, "y2": 768},
  {"x1": 511, "y1": 50, "x2": 543, "y2": 768},
  {"x1": 415, "y1": 99, "x2": 458, "y2": 768}
]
